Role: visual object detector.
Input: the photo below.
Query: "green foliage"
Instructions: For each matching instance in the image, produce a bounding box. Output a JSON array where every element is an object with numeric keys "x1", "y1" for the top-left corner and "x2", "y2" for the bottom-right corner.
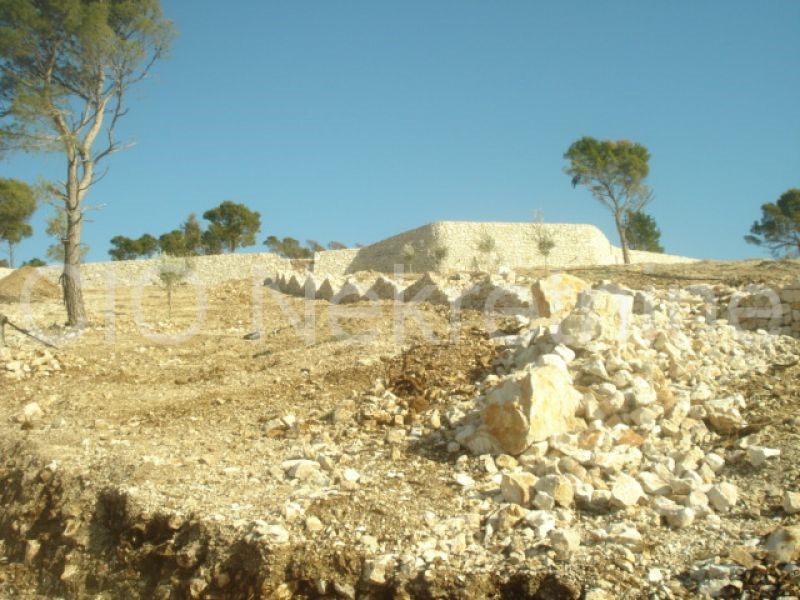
[
  {"x1": 745, "y1": 189, "x2": 800, "y2": 257},
  {"x1": 157, "y1": 256, "x2": 192, "y2": 318},
  {"x1": 532, "y1": 210, "x2": 556, "y2": 274},
  {"x1": 0, "y1": 178, "x2": 36, "y2": 267},
  {"x1": 401, "y1": 243, "x2": 416, "y2": 270},
  {"x1": 45, "y1": 205, "x2": 89, "y2": 262},
  {"x1": 564, "y1": 136, "x2": 653, "y2": 263},
  {"x1": 0, "y1": 0, "x2": 175, "y2": 153},
  {"x1": 108, "y1": 234, "x2": 158, "y2": 261},
  {"x1": 0, "y1": 0, "x2": 174, "y2": 324},
  {"x1": 625, "y1": 210, "x2": 664, "y2": 253},
  {"x1": 202, "y1": 201, "x2": 261, "y2": 253},
  {"x1": 476, "y1": 231, "x2": 497, "y2": 255},
  {"x1": 327, "y1": 241, "x2": 348, "y2": 250},
  {"x1": 158, "y1": 229, "x2": 187, "y2": 256},
  {"x1": 21, "y1": 257, "x2": 46, "y2": 267},
  {"x1": 264, "y1": 235, "x2": 314, "y2": 259},
  {"x1": 201, "y1": 229, "x2": 223, "y2": 255},
  {"x1": 431, "y1": 243, "x2": 448, "y2": 266},
  {"x1": 306, "y1": 240, "x2": 325, "y2": 253},
  {"x1": 0, "y1": 259, "x2": 8, "y2": 268},
  {"x1": 182, "y1": 213, "x2": 203, "y2": 256}
]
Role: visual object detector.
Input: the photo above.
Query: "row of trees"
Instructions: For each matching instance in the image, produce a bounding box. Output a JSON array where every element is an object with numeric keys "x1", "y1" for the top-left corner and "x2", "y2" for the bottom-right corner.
[
  {"x1": 109, "y1": 200, "x2": 356, "y2": 261},
  {"x1": 109, "y1": 201, "x2": 261, "y2": 260}
]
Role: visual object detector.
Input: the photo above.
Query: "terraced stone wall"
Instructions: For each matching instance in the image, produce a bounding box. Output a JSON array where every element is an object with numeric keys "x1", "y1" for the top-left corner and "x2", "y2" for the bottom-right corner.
[
  {"x1": 28, "y1": 252, "x2": 293, "y2": 289},
  {"x1": 314, "y1": 221, "x2": 696, "y2": 277}
]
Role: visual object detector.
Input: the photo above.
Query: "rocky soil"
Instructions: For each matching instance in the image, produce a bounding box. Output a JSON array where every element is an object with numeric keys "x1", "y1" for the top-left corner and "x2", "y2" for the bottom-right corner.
[{"x1": 0, "y1": 260, "x2": 799, "y2": 599}]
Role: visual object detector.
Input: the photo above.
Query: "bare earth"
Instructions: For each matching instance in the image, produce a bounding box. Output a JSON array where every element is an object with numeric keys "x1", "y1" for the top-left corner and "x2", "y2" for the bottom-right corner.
[{"x1": 1, "y1": 259, "x2": 799, "y2": 599}]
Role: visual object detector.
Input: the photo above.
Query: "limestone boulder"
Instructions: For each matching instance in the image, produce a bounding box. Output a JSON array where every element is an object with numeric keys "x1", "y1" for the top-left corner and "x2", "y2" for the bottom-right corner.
[
  {"x1": 556, "y1": 290, "x2": 633, "y2": 349},
  {"x1": 463, "y1": 364, "x2": 581, "y2": 456},
  {"x1": 531, "y1": 273, "x2": 590, "y2": 319}
]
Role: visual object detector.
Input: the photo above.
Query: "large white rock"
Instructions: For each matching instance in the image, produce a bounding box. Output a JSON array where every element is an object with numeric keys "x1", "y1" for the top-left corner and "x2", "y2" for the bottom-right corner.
[
  {"x1": 556, "y1": 290, "x2": 633, "y2": 349},
  {"x1": 610, "y1": 473, "x2": 644, "y2": 508},
  {"x1": 530, "y1": 273, "x2": 589, "y2": 319},
  {"x1": 463, "y1": 364, "x2": 581, "y2": 456}
]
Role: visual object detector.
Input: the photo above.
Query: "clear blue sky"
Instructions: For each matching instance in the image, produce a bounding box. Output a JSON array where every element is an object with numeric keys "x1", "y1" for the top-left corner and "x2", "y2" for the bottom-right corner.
[{"x1": 2, "y1": 0, "x2": 798, "y2": 265}]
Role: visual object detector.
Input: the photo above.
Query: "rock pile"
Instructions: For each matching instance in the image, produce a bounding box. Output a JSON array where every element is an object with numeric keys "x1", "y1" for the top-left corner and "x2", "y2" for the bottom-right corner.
[
  {"x1": 1, "y1": 347, "x2": 61, "y2": 380},
  {"x1": 329, "y1": 277, "x2": 799, "y2": 593}
]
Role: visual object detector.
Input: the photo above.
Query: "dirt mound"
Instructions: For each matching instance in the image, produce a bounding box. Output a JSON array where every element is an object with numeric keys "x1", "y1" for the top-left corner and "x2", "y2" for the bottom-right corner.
[{"x1": 0, "y1": 267, "x2": 61, "y2": 303}]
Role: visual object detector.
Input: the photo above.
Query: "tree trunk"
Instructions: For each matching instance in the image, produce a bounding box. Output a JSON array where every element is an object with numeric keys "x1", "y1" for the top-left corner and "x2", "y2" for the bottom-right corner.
[
  {"x1": 62, "y1": 158, "x2": 87, "y2": 327},
  {"x1": 8, "y1": 242, "x2": 14, "y2": 269},
  {"x1": 615, "y1": 213, "x2": 631, "y2": 265}
]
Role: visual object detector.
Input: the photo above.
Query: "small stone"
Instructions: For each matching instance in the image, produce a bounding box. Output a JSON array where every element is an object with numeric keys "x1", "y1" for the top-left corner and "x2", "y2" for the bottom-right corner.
[
  {"x1": 610, "y1": 474, "x2": 644, "y2": 508},
  {"x1": 340, "y1": 467, "x2": 361, "y2": 490},
  {"x1": 24, "y1": 540, "x2": 40, "y2": 565},
  {"x1": 783, "y1": 491, "x2": 800, "y2": 515},
  {"x1": 708, "y1": 482, "x2": 738, "y2": 513},
  {"x1": 524, "y1": 510, "x2": 556, "y2": 539},
  {"x1": 453, "y1": 473, "x2": 475, "y2": 488},
  {"x1": 605, "y1": 523, "x2": 643, "y2": 550},
  {"x1": 500, "y1": 472, "x2": 537, "y2": 506},
  {"x1": 305, "y1": 516, "x2": 323, "y2": 532},
  {"x1": 281, "y1": 459, "x2": 320, "y2": 481},
  {"x1": 647, "y1": 568, "x2": 664, "y2": 584},
  {"x1": 638, "y1": 472, "x2": 671, "y2": 496},
  {"x1": 548, "y1": 528, "x2": 581, "y2": 560},
  {"x1": 533, "y1": 491, "x2": 556, "y2": 510},
  {"x1": 333, "y1": 582, "x2": 356, "y2": 600},
  {"x1": 746, "y1": 445, "x2": 781, "y2": 468},
  {"x1": 764, "y1": 525, "x2": 800, "y2": 563},
  {"x1": 666, "y1": 507, "x2": 695, "y2": 529},
  {"x1": 704, "y1": 453, "x2": 725, "y2": 473},
  {"x1": 18, "y1": 401, "x2": 43, "y2": 425},
  {"x1": 535, "y1": 474, "x2": 574, "y2": 507},
  {"x1": 495, "y1": 454, "x2": 519, "y2": 469}
]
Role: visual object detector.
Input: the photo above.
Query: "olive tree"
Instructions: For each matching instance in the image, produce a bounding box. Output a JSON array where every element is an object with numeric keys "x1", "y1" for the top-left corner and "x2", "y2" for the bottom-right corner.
[{"x1": 0, "y1": 0, "x2": 174, "y2": 325}]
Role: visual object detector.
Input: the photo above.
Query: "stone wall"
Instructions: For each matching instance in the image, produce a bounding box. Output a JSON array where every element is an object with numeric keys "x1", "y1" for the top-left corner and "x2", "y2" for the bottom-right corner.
[
  {"x1": 26, "y1": 253, "x2": 292, "y2": 289},
  {"x1": 313, "y1": 248, "x2": 361, "y2": 277},
  {"x1": 310, "y1": 221, "x2": 696, "y2": 277},
  {"x1": 0, "y1": 268, "x2": 12, "y2": 280}
]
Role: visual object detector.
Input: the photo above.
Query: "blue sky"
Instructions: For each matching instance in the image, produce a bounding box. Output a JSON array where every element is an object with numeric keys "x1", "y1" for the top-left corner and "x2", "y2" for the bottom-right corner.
[{"x1": 2, "y1": 0, "x2": 798, "y2": 265}]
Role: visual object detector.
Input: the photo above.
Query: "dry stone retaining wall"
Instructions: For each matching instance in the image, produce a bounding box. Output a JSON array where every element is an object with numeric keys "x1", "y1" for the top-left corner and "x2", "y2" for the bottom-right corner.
[
  {"x1": 22, "y1": 253, "x2": 292, "y2": 290},
  {"x1": 315, "y1": 221, "x2": 695, "y2": 277}
]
